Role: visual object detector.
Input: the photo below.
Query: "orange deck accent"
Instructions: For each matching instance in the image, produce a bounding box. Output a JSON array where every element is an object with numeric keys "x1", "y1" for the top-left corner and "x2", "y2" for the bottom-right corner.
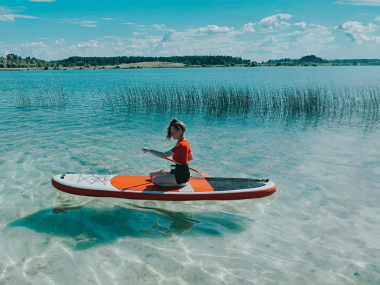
[
  {"x1": 189, "y1": 178, "x2": 214, "y2": 192},
  {"x1": 110, "y1": 175, "x2": 180, "y2": 192},
  {"x1": 110, "y1": 175, "x2": 214, "y2": 192}
]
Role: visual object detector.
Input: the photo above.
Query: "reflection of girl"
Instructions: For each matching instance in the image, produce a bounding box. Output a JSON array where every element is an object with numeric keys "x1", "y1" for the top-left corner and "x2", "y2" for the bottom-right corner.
[{"x1": 142, "y1": 118, "x2": 193, "y2": 187}]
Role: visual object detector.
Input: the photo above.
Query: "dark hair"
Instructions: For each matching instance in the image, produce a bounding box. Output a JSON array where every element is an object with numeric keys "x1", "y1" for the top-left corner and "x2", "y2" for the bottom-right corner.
[{"x1": 166, "y1": 118, "x2": 186, "y2": 140}]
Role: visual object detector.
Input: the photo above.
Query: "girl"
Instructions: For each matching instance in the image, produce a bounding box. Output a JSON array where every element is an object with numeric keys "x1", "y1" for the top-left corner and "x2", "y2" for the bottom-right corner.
[{"x1": 142, "y1": 118, "x2": 193, "y2": 187}]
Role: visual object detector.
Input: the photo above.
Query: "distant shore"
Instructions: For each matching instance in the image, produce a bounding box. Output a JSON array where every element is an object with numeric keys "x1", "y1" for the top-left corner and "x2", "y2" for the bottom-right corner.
[
  {"x1": 0, "y1": 61, "x2": 239, "y2": 71},
  {"x1": 1, "y1": 61, "x2": 379, "y2": 71},
  {"x1": 2, "y1": 54, "x2": 380, "y2": 70}
]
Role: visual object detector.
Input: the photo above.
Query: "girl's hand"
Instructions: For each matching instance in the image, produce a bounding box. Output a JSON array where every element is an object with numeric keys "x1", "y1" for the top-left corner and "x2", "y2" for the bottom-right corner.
[{"x1": 142, "y1": 147, "x2": 151, "y2": 153}]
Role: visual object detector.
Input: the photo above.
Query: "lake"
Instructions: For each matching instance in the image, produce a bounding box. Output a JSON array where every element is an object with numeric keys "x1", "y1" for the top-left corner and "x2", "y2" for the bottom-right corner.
[{"x1": 0, "y1": 67, "x2": 379, "y2": 284}]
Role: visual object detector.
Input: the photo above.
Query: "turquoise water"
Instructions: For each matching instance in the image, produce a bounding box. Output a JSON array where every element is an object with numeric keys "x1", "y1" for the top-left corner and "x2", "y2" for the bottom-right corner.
[{"x1": 0, "y1": 67, "x2": 379, "y2": 284}]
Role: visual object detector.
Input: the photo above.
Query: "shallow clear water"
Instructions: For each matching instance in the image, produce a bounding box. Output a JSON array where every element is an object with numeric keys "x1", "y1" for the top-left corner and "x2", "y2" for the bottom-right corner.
[{"x1": 0, "y1": 67, "x2": 379, "y2": 284}]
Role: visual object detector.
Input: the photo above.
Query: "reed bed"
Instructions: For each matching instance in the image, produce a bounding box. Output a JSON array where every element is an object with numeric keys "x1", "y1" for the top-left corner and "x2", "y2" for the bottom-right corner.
[
  {"x1": 13, "y1": 88, "x2": 73, "y2": 108},
  {"x1": 100, "y1": 84, "x2": 380, "y2": 122}
]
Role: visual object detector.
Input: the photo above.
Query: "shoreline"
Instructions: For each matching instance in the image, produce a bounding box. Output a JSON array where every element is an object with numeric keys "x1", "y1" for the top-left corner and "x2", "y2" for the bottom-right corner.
[
  {"x1": 1, "y1": 61, "x2": 379, "y2": 71},
  {"x1": 0, "y1": 61, "x2": 249, "y2": 71}
]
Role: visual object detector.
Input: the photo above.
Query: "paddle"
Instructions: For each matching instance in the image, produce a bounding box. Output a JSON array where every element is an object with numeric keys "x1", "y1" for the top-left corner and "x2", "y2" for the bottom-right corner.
[{"x1": 164, "y1": 157, "x2": 208, "y2": 177}]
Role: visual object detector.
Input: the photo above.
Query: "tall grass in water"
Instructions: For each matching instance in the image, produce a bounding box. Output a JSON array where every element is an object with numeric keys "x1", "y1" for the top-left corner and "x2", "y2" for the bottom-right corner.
[
  {"x1": 13, "y1": 88, "x2": 73, "y2": 108},
  {"x1": 100, "y1": 83, "x2": 380, "y2": 122},
  {"x1": 101, "y1": 85, "x2": 202, "y2": 114}
]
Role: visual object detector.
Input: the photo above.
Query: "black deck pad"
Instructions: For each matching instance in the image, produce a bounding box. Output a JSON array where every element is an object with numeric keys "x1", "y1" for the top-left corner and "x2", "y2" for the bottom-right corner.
[{"x1": 204, "y1": 177, "x2": 268, "y2": 192}]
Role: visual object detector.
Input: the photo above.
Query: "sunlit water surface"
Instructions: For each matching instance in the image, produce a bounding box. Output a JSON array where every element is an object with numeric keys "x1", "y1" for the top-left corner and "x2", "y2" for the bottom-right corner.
[{"x1": 0, "y1": 67, "x2": 379, "y2": 284}]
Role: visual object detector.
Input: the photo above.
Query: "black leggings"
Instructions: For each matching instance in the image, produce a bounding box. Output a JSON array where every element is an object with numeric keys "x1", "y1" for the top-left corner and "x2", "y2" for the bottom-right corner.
[{"x1": 170, "y1": 164, "x2": 190, "y2": 184}]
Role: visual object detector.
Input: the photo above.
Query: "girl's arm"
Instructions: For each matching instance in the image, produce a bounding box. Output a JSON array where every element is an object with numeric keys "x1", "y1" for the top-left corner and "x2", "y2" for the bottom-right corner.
[
  {"x1": 188, "y1": 151, "x2": 194, "y2": 162},
  {"x1": 142, "y1": 147, "x2": 174, "y2": 158}
]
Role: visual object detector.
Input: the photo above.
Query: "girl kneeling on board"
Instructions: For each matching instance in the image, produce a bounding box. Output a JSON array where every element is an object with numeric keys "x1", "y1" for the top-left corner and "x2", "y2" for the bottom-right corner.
[{"x1": 142, "y1": 118, "x2": 193, "y2": 187}]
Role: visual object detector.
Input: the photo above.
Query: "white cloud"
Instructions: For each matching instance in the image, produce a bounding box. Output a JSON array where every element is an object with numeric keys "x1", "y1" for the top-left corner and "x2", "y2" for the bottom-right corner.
[
  {"x1": 80, "y1": 21, "x2": 97, "y2": 27},
  {"x1": 21, "y1": 41, "x2": 47, "y2": 49},
  {"x1": 104, "y1": 36, "x2": 123, "y2": 46},
  {"x1": 61, "y1": 19, "x2": 97, "y2": 27},
  {"x1": 337, "y1": 21, "x2": 378, "y2": 33},
  {"x1": 2, "y1": 49, "x2": 10, "y2": 56},
  {"x1": 162, "y1": 30, "x2": 175, "y2": 42},
  {"x1": 54, "y1": 38, "x2": 64, "y2": 46},
  {"x1": 14, "y1": 14, "x2": 40, "y2": 20},
  {"x1": 0, "y1": 5, "x2": 39, "y2": 21},
  {"x1": 240, "y1": 23, "x2": 338, "y2": 61},
  {"x1": 123, "y1": 22, "x2": 149, "y2": 31},
  {"x1": 13, "y1": 22, "x2": 331, "y2": 61},
  {"x1": 152, "y1": 24, "x2": 166, "y2": 30},
  {"x1": 356, "y1": 34, "x2": 380, "y2": 43},
  {"x1": 240, "y1": 23, "x2": 256, "y2": 33},
  {"x1": 102, "y1": 18, "x2": 114, "y2": 21},
  {"x1": 0, "y1": 14, "x2": 14, "y2": 21},
  {"x1": 258, "y1": 14, "x2": 293, "y2": 31},
  {"x1": 294, "y1": 22, "x2": 307, "y2": 29},
  {"x1": 76, "y1": 40, "x2": 99, "y2": 48},
  {"x1": 0, "y1": 14, "x2": 40, "y2": 21},
  {"x1": 375, "y1": 15, "x2": 380, "y2": 21},
  {"x1": 336, "y1": 21, "x2": 379, "y2": 43},
  {"x1": 297, "y1": 25, "x2": 334, "y2": 45},
  {"x1": 7, "y1": 24, "x2": 331, "y2": 62},
  {"x1": 29, "y1": 0, "x2": 55, "y2": 2},
  {"x1": 12, "y1": 38, "x2": 131, "y2": 60},
  {"x1": 197, "y1": 25, "x2": 234, "y2": 34},
  {"x1": 113, "y1": 38, "x2": 123, "y2": 46},
  {"x1": 335, "y1": 0, "x2": 380, "y2": 6},
  {"x1": 0, "y1": 5, "x2": 11, "y2": 12},
  {"x1": 249, "y1": 36, "x2": 279, "y2": 50},
  {"x1": 6, "y1": 7, "x2": 380, "y2": 63}
]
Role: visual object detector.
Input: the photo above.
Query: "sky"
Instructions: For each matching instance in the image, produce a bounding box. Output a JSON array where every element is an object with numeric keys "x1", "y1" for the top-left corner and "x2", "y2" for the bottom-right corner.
[{"x1": 0, "y1": 0, "x2": 380, "y2": 61}]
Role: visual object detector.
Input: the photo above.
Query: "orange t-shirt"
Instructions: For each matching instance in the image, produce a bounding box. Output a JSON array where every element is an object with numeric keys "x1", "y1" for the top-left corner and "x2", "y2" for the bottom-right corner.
[{"x1": 171, "y1": 139, "x2": 191, "y2": 164}]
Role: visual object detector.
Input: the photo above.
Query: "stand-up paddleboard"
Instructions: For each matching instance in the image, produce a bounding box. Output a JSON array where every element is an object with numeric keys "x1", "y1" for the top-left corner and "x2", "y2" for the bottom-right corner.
[{"x1": 51, "y1": 174, "x2": 276, "y2": 201}]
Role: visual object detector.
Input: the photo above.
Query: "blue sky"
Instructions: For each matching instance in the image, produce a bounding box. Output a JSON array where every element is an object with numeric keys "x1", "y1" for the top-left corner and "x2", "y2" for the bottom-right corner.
[{"x1": 0, "y1": 0, "x2": 379, "y2": 61}]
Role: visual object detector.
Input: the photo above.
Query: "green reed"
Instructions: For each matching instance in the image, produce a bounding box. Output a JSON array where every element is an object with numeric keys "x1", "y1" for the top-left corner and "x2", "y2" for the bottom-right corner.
[
  {"x1": 100, "y1": 83, "x2": 379, "y2": 121},
  {"x1": 13, "y1": 88, "x2": 73, "y2": 108}
]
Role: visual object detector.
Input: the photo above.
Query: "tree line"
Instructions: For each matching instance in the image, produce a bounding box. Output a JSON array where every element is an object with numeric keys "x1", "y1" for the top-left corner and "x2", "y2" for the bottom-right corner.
[
  {"x1": 0, "y1": 54, "x2": 50, "y2": 69},
  {"x1": 1, "y1": 53, "x2": 379, "y2": 69},
  {"x1": 0, "y1": 54, "x2": 252, "y2": 68},
  {"x1": 263, "y1": 55, "x2": 380, "y2": 66},
  {"x1": 53, "y1": 55, "x2": 251, "y2": 67}
]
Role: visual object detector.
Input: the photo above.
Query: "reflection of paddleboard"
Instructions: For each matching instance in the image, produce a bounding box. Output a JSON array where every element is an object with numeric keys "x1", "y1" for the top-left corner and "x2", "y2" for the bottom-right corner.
[{"x1": 51, "y1": 174, "x2": 276, "y2": 201}]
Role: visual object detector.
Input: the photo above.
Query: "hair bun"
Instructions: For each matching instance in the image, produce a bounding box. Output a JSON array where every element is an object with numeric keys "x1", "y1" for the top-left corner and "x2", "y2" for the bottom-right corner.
[{"x1": 166, "y1": 118, "x2": 186, "y2": 140}]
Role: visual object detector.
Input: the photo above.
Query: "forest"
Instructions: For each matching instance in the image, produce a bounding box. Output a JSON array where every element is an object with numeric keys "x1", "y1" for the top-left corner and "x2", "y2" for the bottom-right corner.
[
  {"x1": 53, "y1": 55, "x2": 251, "y2": 67},
  {"x1": 1, "y1": 54, "x2": 379, "y2": 69},
  {"x1": 263, "y1": 55, "x2": 380, "y2": 66}
]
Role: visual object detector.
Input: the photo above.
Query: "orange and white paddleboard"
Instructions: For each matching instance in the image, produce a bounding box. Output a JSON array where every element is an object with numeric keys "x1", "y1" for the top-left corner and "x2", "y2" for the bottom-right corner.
[{"x1": 51, "y1": 174, "x2": 276, "y2": 201}]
